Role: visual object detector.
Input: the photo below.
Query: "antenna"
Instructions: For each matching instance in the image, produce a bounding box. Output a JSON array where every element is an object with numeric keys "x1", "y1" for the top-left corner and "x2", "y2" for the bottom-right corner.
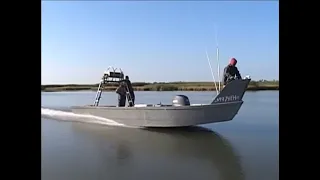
[
  {"x1": 214, "y1": 24, "x2": 221, "y2": 92},
  {"x1": 206, "y1": 49, "x2": 219, "y2": 95}
]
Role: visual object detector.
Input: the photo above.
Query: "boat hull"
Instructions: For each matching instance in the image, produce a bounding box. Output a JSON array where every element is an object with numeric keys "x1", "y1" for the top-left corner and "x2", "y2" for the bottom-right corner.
[{"x1": 71, "y1": 101, "x2": 243, "y2": 127}]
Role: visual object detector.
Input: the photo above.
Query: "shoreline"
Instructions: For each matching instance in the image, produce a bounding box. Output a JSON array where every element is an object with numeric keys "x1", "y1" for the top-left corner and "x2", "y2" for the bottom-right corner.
[{"x1": 41, "y1": 81, "x2": 279, "y2": 92}]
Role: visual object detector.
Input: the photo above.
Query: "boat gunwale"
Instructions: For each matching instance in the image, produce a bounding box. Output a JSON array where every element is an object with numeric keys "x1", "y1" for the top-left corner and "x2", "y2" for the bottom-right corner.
[{"x1": 71, "y1": 101, "x2": 243, "y2": 111}]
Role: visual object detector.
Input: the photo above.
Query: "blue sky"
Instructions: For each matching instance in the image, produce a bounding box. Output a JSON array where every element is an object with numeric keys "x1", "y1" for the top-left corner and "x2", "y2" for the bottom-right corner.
[{"x1": 41, "y1": 1, "x2": 279, "y2": 84}]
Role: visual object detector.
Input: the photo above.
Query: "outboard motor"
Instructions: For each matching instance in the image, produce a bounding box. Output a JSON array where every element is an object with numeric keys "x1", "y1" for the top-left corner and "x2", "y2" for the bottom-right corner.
[{"x1": 172, "y1": 95, "x2": 190, "y2": 106}]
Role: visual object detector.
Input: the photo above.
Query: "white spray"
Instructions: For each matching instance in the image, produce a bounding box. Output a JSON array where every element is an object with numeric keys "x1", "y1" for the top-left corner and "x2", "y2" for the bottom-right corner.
[{"x1": 41, "y1": 108, "x2": 126, "y2": 127}]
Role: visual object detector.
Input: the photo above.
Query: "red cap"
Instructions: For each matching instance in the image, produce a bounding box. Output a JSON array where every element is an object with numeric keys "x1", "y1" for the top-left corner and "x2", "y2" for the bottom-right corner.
[{"x1": 229, "y1": 58, "x2": 237, "y2": 66}]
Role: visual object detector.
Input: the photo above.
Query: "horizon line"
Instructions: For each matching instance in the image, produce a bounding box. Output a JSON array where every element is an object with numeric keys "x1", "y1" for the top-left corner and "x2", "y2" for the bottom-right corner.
[{"x1": 42, "y1": 79, "x2": 279, "y2": 86}]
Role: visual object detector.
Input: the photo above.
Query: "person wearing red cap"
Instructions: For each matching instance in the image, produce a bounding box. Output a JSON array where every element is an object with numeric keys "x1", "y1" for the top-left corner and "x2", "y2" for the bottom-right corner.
[{"x1": 222, "y1": 58, "x2": 242, "y2": 86}]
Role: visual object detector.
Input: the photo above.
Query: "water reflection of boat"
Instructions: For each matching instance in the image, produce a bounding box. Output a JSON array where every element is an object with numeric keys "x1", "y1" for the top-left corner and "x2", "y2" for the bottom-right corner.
[{"x1": 72, "y1": 124, "x2": 245, "y2": 180}]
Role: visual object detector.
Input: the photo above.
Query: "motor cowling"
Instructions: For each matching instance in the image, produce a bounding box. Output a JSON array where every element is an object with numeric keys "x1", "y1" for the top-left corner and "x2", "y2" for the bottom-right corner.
[{"x1": 172, "y1": 95, "x2": 190, "y2": 106}]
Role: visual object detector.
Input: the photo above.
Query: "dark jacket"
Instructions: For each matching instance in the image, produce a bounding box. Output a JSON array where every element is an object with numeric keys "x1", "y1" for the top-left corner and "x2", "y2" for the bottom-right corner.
[
  {"x1": 116, "y1": 85, "x2": 126, "y2": 107},
  {"x1": 222, "y1": 65, "x2": 242, "y2": 85},
  {"x1": 116, "y1": 85, "x2": 127, "y2": 97},
  {"x1": 124, "y1": 79, "x2": 135, "y2": 98}
]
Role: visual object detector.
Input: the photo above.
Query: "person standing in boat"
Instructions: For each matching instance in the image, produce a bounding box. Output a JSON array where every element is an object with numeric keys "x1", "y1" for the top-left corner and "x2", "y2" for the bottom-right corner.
[
  {"x1": 124, "y1": 75, "x2": 135, "y2": 107},
  {"x1": 116, "y1": 82, "x2": 127, "y2": 107},
  {"x1": 222, "y1": 58, "x2": 242, "y2": 86}
]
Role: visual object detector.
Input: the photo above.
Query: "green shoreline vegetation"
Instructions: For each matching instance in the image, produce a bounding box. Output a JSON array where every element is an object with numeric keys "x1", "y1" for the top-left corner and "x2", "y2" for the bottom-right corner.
[{"x1": 41, "y1": 80, "x2": 279, "y2": 92}]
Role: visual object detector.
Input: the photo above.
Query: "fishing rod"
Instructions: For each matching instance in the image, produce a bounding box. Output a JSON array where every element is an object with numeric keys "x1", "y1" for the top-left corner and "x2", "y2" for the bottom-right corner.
[
  {"x1": 206, "y1": 49, "x2": 219, "y2": 95},
  {"x1": 214, "y1": 25, "x2": 221, "y2": 92}
]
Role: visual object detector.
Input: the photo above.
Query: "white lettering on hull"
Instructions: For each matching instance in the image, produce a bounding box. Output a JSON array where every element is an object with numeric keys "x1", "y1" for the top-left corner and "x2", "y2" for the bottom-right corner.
[{"x1": 214, "y1": 95, "x2": 240, "y2": 103}]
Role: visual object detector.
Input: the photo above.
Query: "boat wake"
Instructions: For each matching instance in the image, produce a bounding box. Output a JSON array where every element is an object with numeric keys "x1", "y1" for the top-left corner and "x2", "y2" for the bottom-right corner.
[{"x1": 41, "y1": 108, "x2": 127, "y2": 127}]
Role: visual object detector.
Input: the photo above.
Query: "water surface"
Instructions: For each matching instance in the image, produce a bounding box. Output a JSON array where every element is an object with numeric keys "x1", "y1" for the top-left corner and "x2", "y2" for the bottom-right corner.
[{"x1": 41, "y1": 91, "x2": 279, "y2": 180}]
